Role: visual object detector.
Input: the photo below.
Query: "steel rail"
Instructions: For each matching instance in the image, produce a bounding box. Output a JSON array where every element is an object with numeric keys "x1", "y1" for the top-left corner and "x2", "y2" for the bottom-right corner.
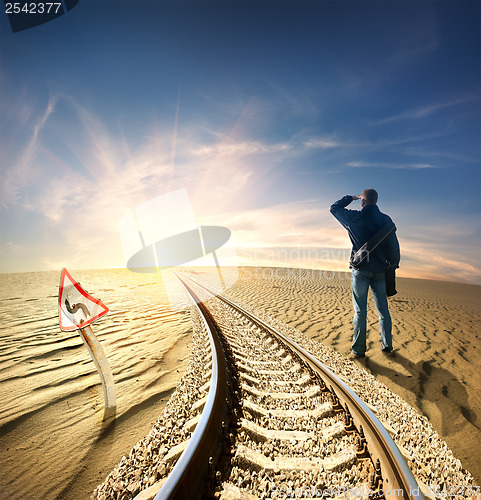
[
  {"x1": 154, "y1": 275, "x2": 230, "y2": 500},
  {"x1": 179, "y1": 273, "x2": 424, "y2": 500}
]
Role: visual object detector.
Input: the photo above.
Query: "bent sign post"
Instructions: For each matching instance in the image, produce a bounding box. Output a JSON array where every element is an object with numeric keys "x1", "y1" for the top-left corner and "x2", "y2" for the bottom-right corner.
[{"x1": 58, "y1": 268, "x2": 116, "y2": 411}]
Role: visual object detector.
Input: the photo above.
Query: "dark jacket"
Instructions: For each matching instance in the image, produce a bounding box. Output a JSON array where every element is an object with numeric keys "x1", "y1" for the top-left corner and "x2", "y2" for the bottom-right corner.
[{"x1": 330, "y1": 195, "x2": 400, "y2": 272}]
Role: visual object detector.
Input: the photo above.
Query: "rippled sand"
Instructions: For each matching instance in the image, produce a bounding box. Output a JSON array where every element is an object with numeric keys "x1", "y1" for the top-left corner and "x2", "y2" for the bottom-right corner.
[
  {"x1": 220, "y1": 267, "x2": 481, "y2": 485},
  {"x1": 1, "y1": 266, "x2": 480, "y2": 499},
  {"x1": 0, "y1": 269, "x2": 192, "y2": 499}
]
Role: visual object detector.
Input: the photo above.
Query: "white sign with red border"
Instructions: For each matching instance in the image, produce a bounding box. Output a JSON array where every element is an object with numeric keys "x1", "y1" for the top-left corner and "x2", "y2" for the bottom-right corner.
[{"x1": 58, "y1": 268, "x2": 109, "y2": 331}]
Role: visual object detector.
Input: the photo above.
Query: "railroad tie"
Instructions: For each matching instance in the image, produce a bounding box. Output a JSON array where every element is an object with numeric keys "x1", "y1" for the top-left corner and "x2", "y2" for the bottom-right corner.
[
  {"x1": 240, "y1": 418, "x2": 345, "y2": 442},
  {"x1": 241, "y1": 382, "x2": 321, "y2": 399},
  {"x1": 201, "y1": 369, "x2": 212, "y2": 384},
  {"x1": 163, "y1": 440, "x2": 189, "y2": 464},
  {"x1": 240, "y1": 418, "x2": 313, "y2": 441},
  {"x1": 132, "y1": 478, "x2": 168, "y2": 500},
  {"x1": 240, "y1": 372, "x2": 311, "y2": 387},
  {"x1": 219, "y1": 484, "x2": 257, "y2": 500},
  {"x1": 237, "y1": 362, "x2": 302, "y2": 375},
  {"x1": 230, "y1": 346, "x2": 253, "y2": 358},
  {"x1": 235, "y1": 444, "x2": 357, "y2": 472},
  {"x1": 243, "y1": 399, "x2": 333, "y2": 419},
  {"x1": 184, "y1": 413, "x2": 201, "y2": 432},
  {"x1": 200, "y1": 380, "x2": 211, "y2": 393},
  {"x1": 224, "y1": 339, "x2": 243, "y2": 351},
  {"x1": 191, "y1": 394, "x2": 208, "y2": 412},
  {"x1": 233, "y1": 353, "x2": 292, "y2": 366}
]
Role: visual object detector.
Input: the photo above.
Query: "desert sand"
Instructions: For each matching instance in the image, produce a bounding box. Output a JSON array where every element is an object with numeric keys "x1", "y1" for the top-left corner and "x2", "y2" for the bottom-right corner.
[
  {"x1": 223, "y1": 267, "x2": 481, "y2": 485},
  {"x1": 0, "y1": 269, "x2": 193, "y2": 500},
  {"x1": 1, "y1": 266, "x2": 479, "y2": 499}
]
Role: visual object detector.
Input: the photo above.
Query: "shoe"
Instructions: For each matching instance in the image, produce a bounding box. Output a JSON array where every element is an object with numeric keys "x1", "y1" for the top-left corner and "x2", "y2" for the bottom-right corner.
[
  {"x1": 381, "y1": 347, "x2": 394, "y2": 356},
  {"x1": 381, "y1": 347, "x2": 393, "y2": 353},
  {"x1": 350, "y1": 351, "x2": 365, "y2": 358}
]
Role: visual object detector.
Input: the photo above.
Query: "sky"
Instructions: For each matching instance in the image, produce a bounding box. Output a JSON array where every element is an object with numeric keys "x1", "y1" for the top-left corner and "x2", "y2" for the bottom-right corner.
[{"x1": 0, "y1": 1, "x2": 480, "y2": 284}]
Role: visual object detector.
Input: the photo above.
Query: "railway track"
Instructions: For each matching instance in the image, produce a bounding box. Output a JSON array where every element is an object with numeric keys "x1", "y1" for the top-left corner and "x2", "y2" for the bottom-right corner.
[{"x1": 152, "y1": 272, "x2": 424, "y2": 500}]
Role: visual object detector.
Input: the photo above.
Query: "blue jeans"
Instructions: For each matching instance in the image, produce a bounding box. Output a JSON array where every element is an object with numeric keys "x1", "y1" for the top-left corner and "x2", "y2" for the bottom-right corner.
[{"x1": 351, "y1": 269, "x2": 392, "y2": 355}]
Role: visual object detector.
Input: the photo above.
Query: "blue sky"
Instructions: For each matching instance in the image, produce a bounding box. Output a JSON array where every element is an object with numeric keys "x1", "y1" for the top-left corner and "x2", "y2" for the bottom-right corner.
[{"x1": 1, "y1": 1, "x2": 480, "y2": 283}]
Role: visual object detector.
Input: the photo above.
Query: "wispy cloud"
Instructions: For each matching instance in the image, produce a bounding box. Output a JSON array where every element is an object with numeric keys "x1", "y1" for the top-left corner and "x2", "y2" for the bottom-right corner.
[
  {"x1": 402, "y1": 148, "x2": 479, "y2": 164},
  {"x1": 0, "y1": 92, "x2": 301, "y2": 271},
  {"x1": 213, "y1": 200, "x2": 344, "y2": 249},
  {"x1": 191, "y1": 141, "x2": 290, "y2": 157},
  {"x1": 400, "y1": 242, "x2": 481, "y2": 284},
  {"x1": 0, "y1": 92, "x2": 60, "y2": 209},
  {"x1": 391, "y1": 207, "x2": 481, "y2": 284},
  {"x1": 370, "y1": 95, "x2": 479, "y2": 125},
  {"x1": 202, "y1": 198, "x2": 481, "y2": 284},
  {"x1": 301, "y1": 128, "x2": 455, "y2": 160},
  {"x1": 346, "y1": 161, "x2": 437, "y2": 170},
  {"x1": 386, "y1": 40, "x2": 440, "y2": 75},
  {"x1": 1, "y1": 87, "x2": 479, "y2": 284},
  {"x1": 0, "y1": 93, "x2": 181, "y2": 270},
  {"x1": 303, "y1": 136, "x2": 342, "y2": 149}
]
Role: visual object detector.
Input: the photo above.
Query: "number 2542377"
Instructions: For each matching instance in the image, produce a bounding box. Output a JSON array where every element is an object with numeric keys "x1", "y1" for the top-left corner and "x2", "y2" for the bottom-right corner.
[{"x1": 5, "y1": 3, "x2": 62, "y2": 14}]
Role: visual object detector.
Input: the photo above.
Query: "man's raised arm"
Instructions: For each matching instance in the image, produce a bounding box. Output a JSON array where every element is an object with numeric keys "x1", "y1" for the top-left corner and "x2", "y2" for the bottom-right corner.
[{"x1": 330, "y1": 195, "x2": 359, "y2": 228}]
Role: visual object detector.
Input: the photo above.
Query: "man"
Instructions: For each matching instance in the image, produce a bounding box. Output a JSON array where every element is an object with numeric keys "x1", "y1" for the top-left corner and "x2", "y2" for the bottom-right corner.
[{"x1": 330, "y1": 189, "x2": 400, "y2": 358}]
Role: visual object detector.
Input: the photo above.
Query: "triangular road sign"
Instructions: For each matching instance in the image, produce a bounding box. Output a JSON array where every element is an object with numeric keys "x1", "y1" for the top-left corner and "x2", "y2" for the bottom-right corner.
[{"x1": 58, "y1": 268, "x2": 109, "y2": 331}]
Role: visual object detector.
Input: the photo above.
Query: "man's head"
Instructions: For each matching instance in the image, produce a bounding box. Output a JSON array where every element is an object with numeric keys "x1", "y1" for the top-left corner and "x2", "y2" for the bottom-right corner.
[{"x1": 361, "y1": 189, "x2": 378, "y2": 207}]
